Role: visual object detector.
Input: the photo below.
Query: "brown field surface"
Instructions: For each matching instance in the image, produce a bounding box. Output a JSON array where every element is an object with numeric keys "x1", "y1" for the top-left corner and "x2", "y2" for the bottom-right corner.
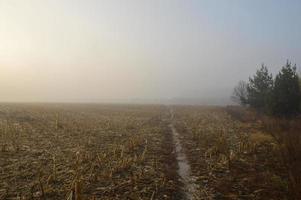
[
  {"x1": 172, "y1": 106, "x2": 287, "y2": 200},
  {"x1": 0, "y1": 104, "x2": 181, "y2": 200},
  {"x1": 0, "y1": 104, "x2": 288, "y2": 199}
]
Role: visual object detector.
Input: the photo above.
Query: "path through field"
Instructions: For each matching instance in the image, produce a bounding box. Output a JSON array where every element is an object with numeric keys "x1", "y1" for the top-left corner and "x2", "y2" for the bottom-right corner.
[
  {"x1": 0, "y1": 104, "x2": 287, "y2": 199},
  {"x1": 169, "y1": 108, "x2": 198, "y2": 200}
]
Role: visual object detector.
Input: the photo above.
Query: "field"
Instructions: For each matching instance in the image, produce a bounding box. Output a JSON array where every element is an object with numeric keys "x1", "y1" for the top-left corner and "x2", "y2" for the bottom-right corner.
[
  {"x1": 172, "y1": 106, "x2": 287, "y2": 199},
  {"x1": 0, "y1": 104, "x2": 289, "y2": 199}
]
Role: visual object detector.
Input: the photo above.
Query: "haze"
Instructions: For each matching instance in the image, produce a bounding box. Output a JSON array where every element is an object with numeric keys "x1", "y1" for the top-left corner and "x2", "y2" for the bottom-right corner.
[{"x1": 0, "y1": 0, "x2": 300, "y2": 104}]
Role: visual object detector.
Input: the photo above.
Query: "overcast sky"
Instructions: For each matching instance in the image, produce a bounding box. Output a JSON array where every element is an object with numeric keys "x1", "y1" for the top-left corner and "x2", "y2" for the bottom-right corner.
[{"x1": 0, "y1": 0, "x2": 300, "y2": 103}]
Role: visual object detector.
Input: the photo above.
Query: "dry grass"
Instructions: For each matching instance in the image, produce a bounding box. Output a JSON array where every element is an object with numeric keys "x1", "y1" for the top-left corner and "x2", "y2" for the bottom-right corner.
[{"x1": 263, "y1": 117, "x2": 301, "y2": 200}]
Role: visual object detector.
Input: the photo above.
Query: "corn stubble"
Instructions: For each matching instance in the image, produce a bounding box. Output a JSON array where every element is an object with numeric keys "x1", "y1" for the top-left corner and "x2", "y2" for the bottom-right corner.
[
  {"x1": 0, "y1": 104, "x2": 176, "y2": 199},
  {"x1": 172, "y1": 106, "x2": 288, "y2": 200},
  {"x1": 0, "y1": 104, "x2": 291, "y2": 200}
]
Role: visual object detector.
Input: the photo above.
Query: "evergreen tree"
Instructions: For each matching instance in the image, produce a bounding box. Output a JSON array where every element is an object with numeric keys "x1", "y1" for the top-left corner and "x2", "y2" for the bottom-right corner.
[
  {"x1": 272, "y1": 61, "x2": 301, "y2": 117},
  {"x1": 247, "y1": 64, "x2": 273, "y2": 113},
  {"x1": 299, "y1": 69, "x2": 301, "y2": 108},
  {"x1": 299, "y1": 77, "x2": 301, "y2": 110}
]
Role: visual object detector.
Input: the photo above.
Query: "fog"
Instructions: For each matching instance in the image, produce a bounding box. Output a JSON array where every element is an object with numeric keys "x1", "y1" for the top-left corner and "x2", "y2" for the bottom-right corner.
[{"x1": 0, "y1": 0, "x2": 300, "y2": 104}]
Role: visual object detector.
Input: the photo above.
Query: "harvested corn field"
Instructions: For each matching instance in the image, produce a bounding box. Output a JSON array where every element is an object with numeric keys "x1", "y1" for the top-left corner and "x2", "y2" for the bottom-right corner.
[
  {"x1": 172, "y1": 106, "x2": 287, "y2": 200},
  {"x1": 1, "y1": 1, "x2": 300, "y2": 199},
  {"x1": 0, "y1": 104, "x2": 291, "y2": 199},
  {"x1": 0, "y1": 104, "x2": 181, "y2": 199}
]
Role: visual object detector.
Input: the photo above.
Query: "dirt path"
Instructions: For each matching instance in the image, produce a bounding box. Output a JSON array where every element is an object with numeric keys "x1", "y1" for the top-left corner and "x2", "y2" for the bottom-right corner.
[{"x1": 169, "y1": 108, "x2": 199, "y2": 200}]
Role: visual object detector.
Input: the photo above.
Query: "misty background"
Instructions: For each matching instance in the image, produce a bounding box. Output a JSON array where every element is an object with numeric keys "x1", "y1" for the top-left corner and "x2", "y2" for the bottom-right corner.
[{"x1": 0, "y1": 0, "x2": 300, "y2": 104}]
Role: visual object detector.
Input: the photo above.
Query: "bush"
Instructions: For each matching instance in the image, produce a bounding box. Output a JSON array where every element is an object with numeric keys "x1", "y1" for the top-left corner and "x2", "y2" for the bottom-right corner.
[{"x1": 231, "y1": 81, "x2": 248, "y2": 106}]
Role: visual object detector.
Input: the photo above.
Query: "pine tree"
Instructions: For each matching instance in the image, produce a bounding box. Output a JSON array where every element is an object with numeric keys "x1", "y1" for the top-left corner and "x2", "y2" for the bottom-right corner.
[
  {"x1": 272, "y1": 61, "x2": 301, "y2": 117},
  {"x1": 247, "y1": 64, "x2": 273, "y2": 113}
]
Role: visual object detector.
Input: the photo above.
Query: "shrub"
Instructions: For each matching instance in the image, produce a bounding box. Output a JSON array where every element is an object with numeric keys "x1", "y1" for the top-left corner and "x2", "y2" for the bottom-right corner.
[{"x1": 231, "y1": 81, "x2": 248, "y2": 106}]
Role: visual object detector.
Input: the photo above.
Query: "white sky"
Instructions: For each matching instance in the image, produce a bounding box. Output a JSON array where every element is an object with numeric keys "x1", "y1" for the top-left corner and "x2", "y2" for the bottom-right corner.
[{"x1": 0, "y1": 0, "x2": 300, "y2": 103}]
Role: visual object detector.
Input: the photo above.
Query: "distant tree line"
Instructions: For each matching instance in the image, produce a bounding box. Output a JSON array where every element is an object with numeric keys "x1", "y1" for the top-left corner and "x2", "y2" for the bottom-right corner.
[{"x1": 232, "y1": 61, "x2": 301, "y2": 117}]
